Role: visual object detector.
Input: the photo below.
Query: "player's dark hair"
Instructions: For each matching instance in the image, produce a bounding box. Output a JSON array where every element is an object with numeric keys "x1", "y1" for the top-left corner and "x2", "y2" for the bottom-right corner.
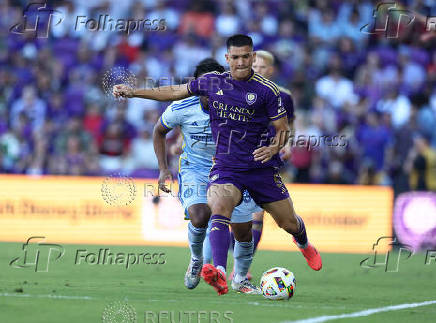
[
  {"x1": 226, "y1": 34, "x2": 253, "y2": 49},
  {"x1": 193, "y1": 58, "x2": 225, "y2": 78}
]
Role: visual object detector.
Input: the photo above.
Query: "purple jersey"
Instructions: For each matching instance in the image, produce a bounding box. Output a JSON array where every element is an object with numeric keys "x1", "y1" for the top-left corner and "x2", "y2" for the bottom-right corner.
[
  {"x1": 188, "y1": 70, "x2": 286, "y2": 170},
  {"x1": 270, "y1": 86, "x2": 295, "y2": 168}
]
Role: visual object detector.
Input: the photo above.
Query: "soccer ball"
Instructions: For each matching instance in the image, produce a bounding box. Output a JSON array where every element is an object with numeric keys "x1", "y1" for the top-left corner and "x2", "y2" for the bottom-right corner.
[{"x1": 260, "y1": 267, "x2": 296, "y2": 300}]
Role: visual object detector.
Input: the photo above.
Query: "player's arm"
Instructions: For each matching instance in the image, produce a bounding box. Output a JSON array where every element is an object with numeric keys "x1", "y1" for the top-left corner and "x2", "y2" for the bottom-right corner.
[
  {"x1": 169, "y1": 133, "x2": 184, "y2": 155},
  {"x1": 253, "y1": 116, "x2": 290, "y2": 163},
  {"x1": 113, "y1": 84, "x2": 192, "y2": 101},
  {"x1": 280, "y1": 116, "x2": 295, "y2": 161},
  {"x1": 153, "y1": 121, "x2": 173, "y2": 193}
]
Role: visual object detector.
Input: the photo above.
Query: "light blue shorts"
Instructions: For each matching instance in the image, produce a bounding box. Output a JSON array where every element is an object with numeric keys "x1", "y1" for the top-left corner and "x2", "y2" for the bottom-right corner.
[{"x1": 178, "y1": 167, "x2": 262, "y2": 223}]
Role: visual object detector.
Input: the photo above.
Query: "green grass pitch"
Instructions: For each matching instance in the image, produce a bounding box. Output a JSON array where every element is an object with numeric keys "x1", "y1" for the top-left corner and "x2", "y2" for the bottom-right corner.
[{"x1": 1, "y1": 242, "x2": 435, "y2": 323}]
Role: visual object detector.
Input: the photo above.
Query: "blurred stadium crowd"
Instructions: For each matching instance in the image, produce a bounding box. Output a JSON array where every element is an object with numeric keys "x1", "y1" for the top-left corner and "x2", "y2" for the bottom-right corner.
[{"x1": 1, "y1": 0, "x2": 436, "y2": 194}]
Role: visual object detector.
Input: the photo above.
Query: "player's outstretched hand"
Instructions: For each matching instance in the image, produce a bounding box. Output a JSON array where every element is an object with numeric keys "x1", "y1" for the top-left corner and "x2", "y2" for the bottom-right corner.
[
  {"x1": 253, "y1": 146, "x2": 278, "y2": 163},
  {"x1": 158, "y1": 169, "x2": 173, "y2": 193},
  {"x1": 112, "y1": 84, "x2": 134, "y2": 98}
]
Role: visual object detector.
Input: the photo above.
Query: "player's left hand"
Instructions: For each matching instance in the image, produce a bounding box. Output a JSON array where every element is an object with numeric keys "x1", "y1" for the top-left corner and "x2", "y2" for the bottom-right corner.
[
  {"x1": 279, "y1": 146, "x2": 292, "y2": 161},
  {"x1": 253, "y1": 145, "x2": 279, "y2": 163}
]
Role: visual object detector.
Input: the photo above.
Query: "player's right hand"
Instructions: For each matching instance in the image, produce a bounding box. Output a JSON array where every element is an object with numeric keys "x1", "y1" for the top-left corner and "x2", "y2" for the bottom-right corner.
[
  {"x1": 112, "y1": 84, "x2": 134, "y2": 98},
  {"x1": 158, "y1": 169, "x2": 173, "y2": 193}
]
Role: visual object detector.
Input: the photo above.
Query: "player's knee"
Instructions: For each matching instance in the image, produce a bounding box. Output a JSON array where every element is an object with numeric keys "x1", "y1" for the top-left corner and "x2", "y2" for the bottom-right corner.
[
  {"x1": 252, "y1": 211, "x2": 264, "y2": 231},
  {"x1": 189, "y1": 205, "x2": 211, "y2": 228},
  {"x1": 234, "y1": 229, "x2": 252, "y2": 242},
  {"x1": 210, "y1": 202, "x2": 232, "y2": 218},
  {"x1": 252, "y1": 221, "x2": 263, "y2": 231}
]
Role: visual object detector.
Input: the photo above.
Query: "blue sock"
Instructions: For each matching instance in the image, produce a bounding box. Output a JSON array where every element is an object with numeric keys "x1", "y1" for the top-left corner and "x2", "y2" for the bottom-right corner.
[
  {"x1": 188, "y1": 222, "x2": 206, "y2": 260},
  {"x1": 203, "y1": 224, "x2": 213, "y2": 264},
  {"x1": 233, "y1": 239, "x2": 254, "y2": 282}
]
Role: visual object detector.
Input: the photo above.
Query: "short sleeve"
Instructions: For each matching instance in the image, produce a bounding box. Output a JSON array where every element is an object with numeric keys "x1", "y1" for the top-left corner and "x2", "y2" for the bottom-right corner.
[
  {"x1": 282, "y1": 92, "x2": 295, "y2": 120},
  {"x1": 160, "y1": 103, "x2": 182, "y2": 129},
  {"x1": 187, "y1": 72, "x2": 219, "y2": 96},
  {"x1": 266, "y1": 86, "x2": 286, "y2": 121}
]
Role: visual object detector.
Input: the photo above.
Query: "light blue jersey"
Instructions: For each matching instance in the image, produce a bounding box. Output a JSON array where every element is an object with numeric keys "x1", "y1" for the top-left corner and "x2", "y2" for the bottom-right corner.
[
  {"x1": 160, "y1": 96, "x2": 214, "y2": 170},
  {"x1": 160, "y1": 96, "x2": 262, "y2": 221}
]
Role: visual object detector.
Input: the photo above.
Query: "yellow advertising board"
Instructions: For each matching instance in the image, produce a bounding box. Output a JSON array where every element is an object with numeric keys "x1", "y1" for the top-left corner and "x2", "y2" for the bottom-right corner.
[{"x1": 0, "y1": 175, "x2": 393, "y2": 253}]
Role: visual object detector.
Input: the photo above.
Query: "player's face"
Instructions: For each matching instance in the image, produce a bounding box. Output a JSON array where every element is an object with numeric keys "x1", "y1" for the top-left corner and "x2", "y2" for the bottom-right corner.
[
  {"x1": 253, "y1": 57, "x2": 274, "y2": 79},
  {"x1": 225, "y1": 45, "x2": 255, "y2": 80}
]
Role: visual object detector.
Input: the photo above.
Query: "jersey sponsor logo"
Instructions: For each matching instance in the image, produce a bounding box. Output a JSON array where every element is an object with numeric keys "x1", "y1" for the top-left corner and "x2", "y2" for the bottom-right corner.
[
  {"x1": 215, "y1": 89, "x2": 224, "y2": 95},
  {"x1": 183, "y1": 187, "x2": 194, "y2": 198},
  {"x1": 190, "y1": 134, "x2": 214, "y2": 144},
  {"x1": 246, "y1": 92, "x2": 257, "y2": 105},
  {"x1": 243, "y1": 190, "x2": 251, "y2": 203}
]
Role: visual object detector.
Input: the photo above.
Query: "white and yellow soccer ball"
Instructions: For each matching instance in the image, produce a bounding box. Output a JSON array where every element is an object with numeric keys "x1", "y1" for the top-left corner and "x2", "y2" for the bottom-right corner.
[{"x1": 260, "y1": 267, "x2": 296, "y2": 300}]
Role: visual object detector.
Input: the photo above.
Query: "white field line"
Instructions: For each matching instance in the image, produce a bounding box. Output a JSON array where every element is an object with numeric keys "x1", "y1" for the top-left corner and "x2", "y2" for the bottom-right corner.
[
  {"x1": 284, "y1": 300, "x2": 436, "y2": 323},
  {"x1": 0, "y1": 292, "x2": 94, "y2": 300}
]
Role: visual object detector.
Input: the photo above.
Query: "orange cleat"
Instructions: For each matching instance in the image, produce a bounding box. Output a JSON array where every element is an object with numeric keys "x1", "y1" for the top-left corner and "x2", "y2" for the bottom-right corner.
[
  {"x1": 201, "y1": 264, "x2": 229, "y2": 295},
  {"x1": 294, "y1": 239, "x2": 323, "y2": 271}
]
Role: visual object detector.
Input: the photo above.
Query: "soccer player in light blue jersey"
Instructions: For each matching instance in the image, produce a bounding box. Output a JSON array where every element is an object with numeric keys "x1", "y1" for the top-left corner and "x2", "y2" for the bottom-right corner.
[{"x1": 152, "y1": 58, "x2": 261, "y2": 295}]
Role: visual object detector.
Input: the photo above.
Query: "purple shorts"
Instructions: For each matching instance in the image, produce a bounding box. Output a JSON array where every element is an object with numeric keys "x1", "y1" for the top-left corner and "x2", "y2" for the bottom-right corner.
[{"x1": 208, "y1": 166, "x2": 289, "y2": 205}]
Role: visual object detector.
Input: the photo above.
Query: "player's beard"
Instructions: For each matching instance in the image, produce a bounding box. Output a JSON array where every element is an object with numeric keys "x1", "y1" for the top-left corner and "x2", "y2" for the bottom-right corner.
[{"x1": 233, "y1": 66, "x2": 251, "y2": 80}]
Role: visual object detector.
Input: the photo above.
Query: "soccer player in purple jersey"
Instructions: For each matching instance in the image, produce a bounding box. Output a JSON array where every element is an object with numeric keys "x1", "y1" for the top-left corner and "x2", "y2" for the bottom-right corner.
[
  {"x1": 113, "y1": 34, "x2": 322, "y2": 296},
  {"x1": 243, "y1": 49, "x2": 296, "y2": 256}
]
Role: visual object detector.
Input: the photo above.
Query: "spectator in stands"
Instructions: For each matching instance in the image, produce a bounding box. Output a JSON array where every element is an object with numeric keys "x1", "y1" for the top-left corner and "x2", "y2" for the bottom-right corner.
[{"x1": 406, "y1": 134, "x2": 436, "y2": 191}]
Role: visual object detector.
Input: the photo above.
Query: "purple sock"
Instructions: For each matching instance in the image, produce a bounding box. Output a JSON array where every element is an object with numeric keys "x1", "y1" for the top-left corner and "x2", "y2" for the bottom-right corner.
[
  {"x1": 209, "y1": 214, "x2": 231, "y2": 270},
  {"x1": 252, "y1": 220, "x2": 263, "y2": 254},
  {"x1": 293, "y1": 215, "x2": 308, "y2": 248},
  {"x1": 230, "y1": 231, "x2": 235, "y2": 251},
  {"x1": 252, "y1": 230, "x2": 262, "y2": 254}
]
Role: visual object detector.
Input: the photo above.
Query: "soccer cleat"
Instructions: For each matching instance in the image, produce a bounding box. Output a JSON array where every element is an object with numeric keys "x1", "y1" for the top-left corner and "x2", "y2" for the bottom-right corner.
[
  {"x1": 231, "y1": 278, "x2": 261, "y2": 295},
  {"x1": 200, "y1": 264, "x2": 228, "y2": 295},
  {"x1": 230, "y1": 269, "x2": 252, "y2": 281},
  {"x1": 184, "y1": 258, "x2": 203, "y2": 289},
  {"x1": 293, "y1": 239, "x2": 322, "y2": 271}
]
